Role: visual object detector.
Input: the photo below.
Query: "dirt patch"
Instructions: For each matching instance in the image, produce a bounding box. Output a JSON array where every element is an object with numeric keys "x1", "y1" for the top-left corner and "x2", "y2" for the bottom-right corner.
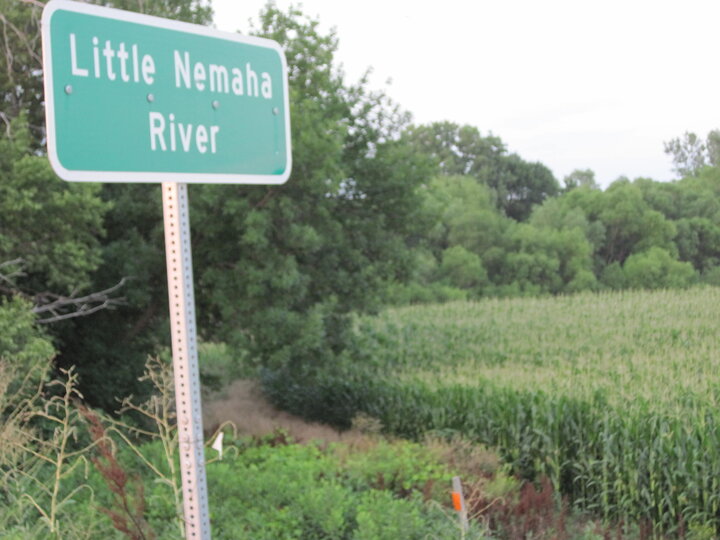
[{"x1": 203, "y1": 379, "x2": 363, "y2": 444}]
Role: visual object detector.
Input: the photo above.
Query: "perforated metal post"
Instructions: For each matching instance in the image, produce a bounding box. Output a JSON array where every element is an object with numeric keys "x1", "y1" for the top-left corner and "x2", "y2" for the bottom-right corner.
[{"x1": 162, "y1": 182, "x2": 211, "y2": 540}]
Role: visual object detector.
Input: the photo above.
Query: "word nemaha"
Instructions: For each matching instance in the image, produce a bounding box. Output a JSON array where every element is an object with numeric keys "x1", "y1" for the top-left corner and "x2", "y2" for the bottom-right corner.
[{"x1": 174, "y1": 51, "x2": 273, "y2": 98}]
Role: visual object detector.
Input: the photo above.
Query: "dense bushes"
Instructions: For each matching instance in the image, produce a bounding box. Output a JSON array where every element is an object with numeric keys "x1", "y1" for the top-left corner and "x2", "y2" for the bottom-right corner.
[
  {"x1": 2, "y1": 421, "x2": 490, "y2": 539},
  {"x1": 205, "y1": 439, "x2": 470, "y2": 540}
]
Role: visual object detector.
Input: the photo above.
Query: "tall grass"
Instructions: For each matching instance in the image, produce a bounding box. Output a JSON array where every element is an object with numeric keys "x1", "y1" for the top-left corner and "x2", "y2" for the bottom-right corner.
[{"x1": 263, "y1": 286, "x2": 720, "y2": 534}]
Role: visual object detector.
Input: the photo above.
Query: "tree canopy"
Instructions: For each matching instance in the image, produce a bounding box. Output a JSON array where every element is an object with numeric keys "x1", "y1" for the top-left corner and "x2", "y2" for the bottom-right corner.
[{"x1": 403, "y1": 121, "x2": 560, "y2": 221}]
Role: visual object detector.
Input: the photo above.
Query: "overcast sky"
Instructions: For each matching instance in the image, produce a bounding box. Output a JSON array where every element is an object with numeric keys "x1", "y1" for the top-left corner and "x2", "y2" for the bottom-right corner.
[{"x1": 212, "y1": 0, "x2": 719, "y2": 187}]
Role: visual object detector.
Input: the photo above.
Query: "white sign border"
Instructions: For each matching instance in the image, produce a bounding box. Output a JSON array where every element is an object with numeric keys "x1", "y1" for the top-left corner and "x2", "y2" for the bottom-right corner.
[{"x1": 42, "y1": 0, "x2": 292, "y2": 184}]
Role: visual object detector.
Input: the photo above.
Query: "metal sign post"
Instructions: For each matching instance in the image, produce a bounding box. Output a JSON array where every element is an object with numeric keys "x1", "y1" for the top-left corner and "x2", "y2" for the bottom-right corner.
[
  {"x1": 41, "y1": 2, "x2": 291, "y2": 537},
  {"x1": 162, "y1": 182, "x2": 210, "y2": 538}
]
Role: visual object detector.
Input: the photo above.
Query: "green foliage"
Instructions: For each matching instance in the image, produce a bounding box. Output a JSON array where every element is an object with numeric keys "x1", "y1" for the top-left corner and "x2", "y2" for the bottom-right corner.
[
  {"x1": 5, "y1": 0, "x2": 720, "y2": 417},
  {"x1": 622, "y1": 247, "x2": 696, "y2": 289},
  {"x1": 600, "y1": 247, "x2": 696, "y2": 291},
  {"x1": 205, "y1": 437, "x2": 486, "y2": 539},
  {"x1": 492, "y1": 153, "x2": 559, "y2": 221},
  {"x1": 675, "y1": 217, "x2": 720, "y2": 271},
  {"x1": 529, "y1": 193, "x2": 606, "y2": 254},
  {"x1": 1, "y1": 364, "x2": 101, "y2": 539},
  {"x1": 392, "y1": 166, "x2": 720, "y2": 303},
  {"x1": 2, "y1": 355, "x2": 475, "y2": 539},
  {"x1": 439, "y1": 246, "x2": 488, "y2": 292},
  {"x1": 403, "y1": 122, "x2": 505, "y2": 179},
  {"x1": 385, "y1": 280, "x2": 468, "y2": 306},
  {"x1": 352, "y1": 491, "x2": 430, "y2": 540},
  {"x1": 338, "y1": 439, "x2": 451, "y2": 496},
  {"x1": 209, "y1": 443, "x2": 348, "y2": 539},
  {"x1": 0, "y1": 297, "x2": 54, "y2": 371},
  {"x1": 0, "y1": 117, "x2": 108, "y2": 293},
  {"x1": 500, "y1": 224, "x2": 594, "y2": 294},
  {"x1": 404, "y1": 122, "x2": 559, "y2": 221},
  {"x1": 594, "y1": 179, "x2": 677, "y2": 265},
  {"x1": 599, "y1": 262, "x2": 625, "y2": 289},
  {"x1": 563, "y1": 168, "x2": 599, "y2": 191},
  {"x1": 198, "y1": 342, "x2": 253, "y2": 395},
  {"x1": 425, "y1": 175, "x2": 509, "y2": 256}
]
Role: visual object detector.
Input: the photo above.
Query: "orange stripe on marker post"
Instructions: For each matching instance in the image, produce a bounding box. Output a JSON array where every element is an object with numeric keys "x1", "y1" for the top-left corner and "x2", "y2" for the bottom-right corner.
[{"x1": 452, "y1": 491, "x2": 463, "y2": 511}]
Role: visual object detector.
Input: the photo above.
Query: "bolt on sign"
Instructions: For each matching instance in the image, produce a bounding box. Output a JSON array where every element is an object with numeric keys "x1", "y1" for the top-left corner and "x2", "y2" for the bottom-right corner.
[
  {"x1": 42, "y1": 0, "x2": 291, "y2": 183},
  {"x1": 42, "y1": 2, "x2": 292, "y2": 539}
]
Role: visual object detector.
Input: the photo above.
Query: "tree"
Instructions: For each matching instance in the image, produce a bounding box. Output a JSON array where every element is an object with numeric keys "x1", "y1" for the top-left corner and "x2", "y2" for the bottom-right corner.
[
  {"x1": 437, "y1": 245, "x2": 488, "y2": 292},
  {"x1": 403, "y1": 122, "x2": 559, "y2": 221},
  {"x1": 492, "y1": 224, "x2": 595, "y2": 295},
  {"x1": 674, "y1": 217, "x2": 720, "y2": 272},
  {"x1": 419, "y1": 175, "x2": 509, "y2": 257},
  {"x1": 492, "y1": 153, "x2": 559, "y2": 221},
  {"x1": 664, "y1": 130, "x2": 720, "y2": 178},
  {"x1": 403, "y1": 122, "x2": 505, "y2": 177},
  {"x1": 0, "y1": 0, "x2": 45, "y2": 149},
  {"x1": 586, "y1": 179, "x2": 677, "y2": 266},
  {"x1": 563, "y1": 169, "x2": 599, "y2": 191},
  {"x1": 0, "y1": 117, "x2": 109, "y2": 295},
  {"x1": 622, "y1": 247, "x2": 696, "y2": 290},
  {"x1": 708, "y1": 130, "x2": 720, "y2": 167},
  {"x1": 530, "y1": 190, "x2": 607, "y2": 280},
  {"x1": 530, "y1": 195, "x2": 604, "y2": 250}
]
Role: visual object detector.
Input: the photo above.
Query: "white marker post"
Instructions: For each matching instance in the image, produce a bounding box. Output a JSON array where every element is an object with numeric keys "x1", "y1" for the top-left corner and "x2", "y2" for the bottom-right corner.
[
  {"x1": 452, "y1": 476, "x2": 469, "y2": 533},
  {"x1": 162, "y1": 182, "x2": 210, "y2": 538}
]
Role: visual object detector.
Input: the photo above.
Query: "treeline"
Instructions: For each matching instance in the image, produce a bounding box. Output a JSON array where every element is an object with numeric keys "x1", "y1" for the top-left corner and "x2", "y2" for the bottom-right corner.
[
  {"x1": 390, "y1": 125, "x2": 720, "y2": 303},
  {"x1": 1, "y1": 0, "x2": 720, "y2": 409}
]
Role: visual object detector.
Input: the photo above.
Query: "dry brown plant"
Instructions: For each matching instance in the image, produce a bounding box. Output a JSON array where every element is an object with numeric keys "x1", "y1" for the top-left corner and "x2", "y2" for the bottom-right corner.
[
  {"x1": 79, "y1": 404, "x2": 155, "y2": 540},
  {"x1": 423, "y1": 434, "x2": 501, "y2": 478},
  {"x1": 100, "y1": 355, "x2": 185, "y2": 538}
]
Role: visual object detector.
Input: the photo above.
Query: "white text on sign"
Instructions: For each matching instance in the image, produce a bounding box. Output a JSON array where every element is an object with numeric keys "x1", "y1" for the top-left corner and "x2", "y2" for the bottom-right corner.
[
  {"x1": 67, "y1": 34, "x2": 275, "y2": 153},
  {"x1": 149, "y1": 112, "x2": 219, "y2": 154}
]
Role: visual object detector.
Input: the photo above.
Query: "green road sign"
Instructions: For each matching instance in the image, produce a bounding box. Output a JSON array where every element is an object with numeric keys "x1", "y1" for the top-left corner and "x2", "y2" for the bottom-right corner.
[{"x1": 42, "y1": 0, "x2": 291, "y2": 183}]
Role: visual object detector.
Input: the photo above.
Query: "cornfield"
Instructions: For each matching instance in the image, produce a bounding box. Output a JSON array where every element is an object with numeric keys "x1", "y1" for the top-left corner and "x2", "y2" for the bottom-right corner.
[{"x1": 263, "y1": 287, "x2": 720, "y2": 535}]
